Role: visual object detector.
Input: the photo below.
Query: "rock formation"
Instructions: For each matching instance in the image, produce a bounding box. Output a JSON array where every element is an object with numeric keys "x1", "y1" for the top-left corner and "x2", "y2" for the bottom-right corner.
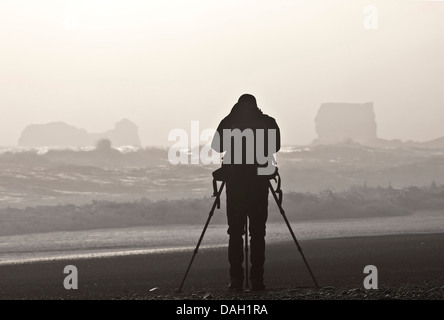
[
  {"x1": 18, "y1": 119, "x2": 141, "y2": 147},
  {"x1": 314, "y1": 102, "x2": 378, "y2": 145}
]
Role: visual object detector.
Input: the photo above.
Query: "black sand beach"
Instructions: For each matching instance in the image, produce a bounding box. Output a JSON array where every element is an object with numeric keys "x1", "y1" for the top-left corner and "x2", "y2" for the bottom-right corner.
[{"x1": 0, "y1": 233, "x2": 443, "y2": 300}]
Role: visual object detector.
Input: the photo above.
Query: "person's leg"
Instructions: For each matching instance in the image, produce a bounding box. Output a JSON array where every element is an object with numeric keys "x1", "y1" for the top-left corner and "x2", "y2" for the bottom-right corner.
[
  {"x1": 226, "y1": 182, "x2": 246, "y2": 289},
  {"x1": 248, "y1": 182, "x2": 269, "y2": 290},
  {"x1": 249, "y1": 217, "x2": 267, "y2": 289},
  {"x1": 228, "y1": 232, "x2": 243, "y2": 287}
]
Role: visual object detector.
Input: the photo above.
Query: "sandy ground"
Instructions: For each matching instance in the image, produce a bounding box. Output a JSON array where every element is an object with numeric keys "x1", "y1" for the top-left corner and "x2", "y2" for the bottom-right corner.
[{"x1": 0, "y1": 233, "x2": 443, "y2": 300}]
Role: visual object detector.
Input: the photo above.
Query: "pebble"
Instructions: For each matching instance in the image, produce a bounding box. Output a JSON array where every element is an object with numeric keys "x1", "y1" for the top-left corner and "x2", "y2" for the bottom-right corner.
[{"x1": 142, "y1": 283, "x2": 444, "y2": 300}]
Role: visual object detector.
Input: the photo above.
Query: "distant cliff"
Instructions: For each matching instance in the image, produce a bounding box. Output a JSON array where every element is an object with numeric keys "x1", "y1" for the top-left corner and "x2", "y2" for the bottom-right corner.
[
  {"x1": 18, "y1": 119, "x2": 141, "y2": 147},
  {"x1": 314, "y1": 102, "x2": 378, "y2": 145},
  {"x1": 312, "y1": 102, "x2": 444, "y2": 149}
]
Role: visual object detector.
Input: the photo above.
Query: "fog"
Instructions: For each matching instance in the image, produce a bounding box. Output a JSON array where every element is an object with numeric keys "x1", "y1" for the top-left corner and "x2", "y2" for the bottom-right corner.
[{"x1": 1, "y1": 0, "x2": 444, "y2": 146}]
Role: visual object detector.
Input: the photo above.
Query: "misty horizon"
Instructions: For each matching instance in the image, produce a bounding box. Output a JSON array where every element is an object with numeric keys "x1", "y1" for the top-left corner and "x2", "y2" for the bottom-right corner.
[{"x1": 8, "y1": 100, "x2": 444, "y2": 148}]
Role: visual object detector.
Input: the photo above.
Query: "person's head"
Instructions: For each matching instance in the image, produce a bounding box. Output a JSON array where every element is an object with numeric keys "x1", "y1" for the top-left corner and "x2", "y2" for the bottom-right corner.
[
  {"x1": 230, "y1": 94, "x2": 262, "y2": 120},
  {"x1": 238, "y1": 94, "x2": 257, "y2": 109}
]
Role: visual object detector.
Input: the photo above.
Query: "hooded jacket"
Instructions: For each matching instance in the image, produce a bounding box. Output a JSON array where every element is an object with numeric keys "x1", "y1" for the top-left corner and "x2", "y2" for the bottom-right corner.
[{"x1": 211, "y1": 95, "x2": 280, "y2": 180}]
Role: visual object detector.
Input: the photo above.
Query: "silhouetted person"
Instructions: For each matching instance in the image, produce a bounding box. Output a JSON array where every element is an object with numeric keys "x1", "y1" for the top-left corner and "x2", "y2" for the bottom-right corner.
[{"x1": 212, "y1": 94, "x2": 280, "y2": 291}]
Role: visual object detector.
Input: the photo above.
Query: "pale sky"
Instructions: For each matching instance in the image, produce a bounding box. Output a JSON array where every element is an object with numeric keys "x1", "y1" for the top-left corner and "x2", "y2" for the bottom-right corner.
[{"x1": 1, "y1": 0, "x2": 443, "y2": 146}]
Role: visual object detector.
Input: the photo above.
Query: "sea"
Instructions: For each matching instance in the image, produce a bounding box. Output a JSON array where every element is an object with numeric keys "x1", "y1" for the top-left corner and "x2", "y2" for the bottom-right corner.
[{"x1": 1, "y1": 211, "x2": 443, "y2": 265}]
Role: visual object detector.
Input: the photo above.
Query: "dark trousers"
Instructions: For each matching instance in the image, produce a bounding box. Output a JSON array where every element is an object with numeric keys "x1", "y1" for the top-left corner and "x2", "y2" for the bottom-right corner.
[{"x1": 226, "y1": 177, "x2": 269, "y2": 284}]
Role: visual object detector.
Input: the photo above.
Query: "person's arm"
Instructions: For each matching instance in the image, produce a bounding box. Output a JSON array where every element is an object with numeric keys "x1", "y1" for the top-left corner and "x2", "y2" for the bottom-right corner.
[
  {"x1": 263, "y1": 115, "x2": 280, "y2": 153},
  {"x1": 211, "y1": 116, "x2": 230, "y2": 153}
]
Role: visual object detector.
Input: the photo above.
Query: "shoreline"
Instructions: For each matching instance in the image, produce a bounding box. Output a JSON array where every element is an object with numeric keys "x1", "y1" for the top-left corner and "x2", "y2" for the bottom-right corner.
[
  {"x1": 1, "y1": 230, "x2": 444, "y2": 267},
  {"x1": 0, "y1": 233, "x2": 443, "y2": 299},
  {"x1": 2, "y1": 209, "x2": 444, "y2": 266}
]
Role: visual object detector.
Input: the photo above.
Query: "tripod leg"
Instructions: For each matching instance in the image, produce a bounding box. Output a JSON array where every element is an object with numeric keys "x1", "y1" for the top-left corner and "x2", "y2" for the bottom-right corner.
[
  {"x1": 177, "y1": 181, "x2": 226, "y2": 292},
  {"x1": 268, "y1": 181, "x2": 320, "y2": 288},
  {"x1": 245, "y1": 216, "x2": 249, "y2": 289}
]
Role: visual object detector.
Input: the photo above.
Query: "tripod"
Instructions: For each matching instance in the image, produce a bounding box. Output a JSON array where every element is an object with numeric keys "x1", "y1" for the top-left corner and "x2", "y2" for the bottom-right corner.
[
  {"x1": 177, "y1": 180, "x2": 225, "y2": 293},
  {"x1": 267, "y1": 177, "x2": 319, "y2": 288},
  {"x1": 177, "y1": 171, "x2": 319, "y2": 292}
]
